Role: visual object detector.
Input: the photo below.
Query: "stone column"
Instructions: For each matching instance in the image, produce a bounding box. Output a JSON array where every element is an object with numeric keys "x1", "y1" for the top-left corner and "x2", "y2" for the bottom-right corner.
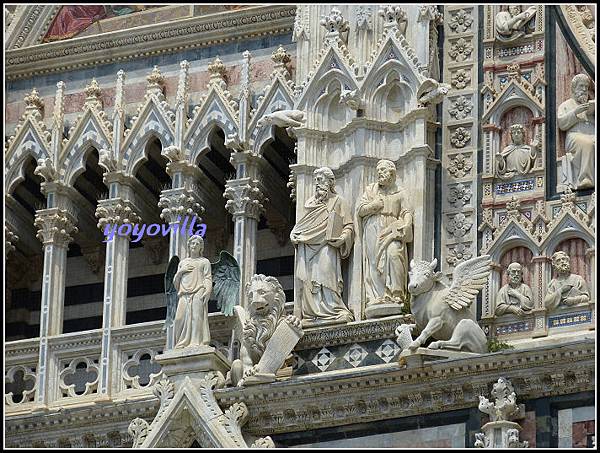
[
  {"x1": 531, "y1": 255, "x2": 550, "y2": 338},
  {"x1": 224, "y1": 152, "x2": 266, "y2": 308},
  {"x1": 158, "y1": 161, "x2": 205, "y2": 349},
  {"x1": 95, "y1": 173, "x2": 141, "y2": 396},
  {"x1": 33, "y1": 206, "x2": 78, "y2": 405}
]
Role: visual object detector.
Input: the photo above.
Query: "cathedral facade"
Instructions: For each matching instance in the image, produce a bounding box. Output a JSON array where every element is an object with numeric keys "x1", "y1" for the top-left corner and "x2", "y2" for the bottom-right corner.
[{"x1": 4, "y1": 5, "x2": 595, "y2": 448}]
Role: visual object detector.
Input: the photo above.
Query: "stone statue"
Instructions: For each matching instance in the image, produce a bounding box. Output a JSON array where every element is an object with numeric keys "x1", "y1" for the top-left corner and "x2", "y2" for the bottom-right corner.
[
  {"x1": 496, "y1": 124, "x2": 539, "y2": 179},
  {"x1": 229, "y1": 274, "x2": 303, "y2": 386},
  {"x1": 165, "y1": 246, "x2": 239, "y2": 349},
  {"x1": 356, "y1": 159, "x2": 413, "y2": 318},
  {"x1": 290, "y1": 167, "x2": 355, "y2": 327},
  {"x1": 478, "y1": 377, "x2": 518, "y2": 422},
  {"x1": 544, "y1": 251, "x2": 590, "y2": 312},
  {"x1": 495, "y1": 5, "x2": 537, "y2": 42},
  {"x1": 172, "y1": 235, "x2": 212, "y2": 348},
  {"x1": 558, "y1": 73, "x2": 595, "y2": 190},
  {"x1": 495, "y1": 262, "x2": 534, "y2": 317},
  {"x1": 406, "y1": 256, "x2": 490, "y2": 353},
  {"x1": 476, "y1": 377, "x2": 529, "y2": 448}
]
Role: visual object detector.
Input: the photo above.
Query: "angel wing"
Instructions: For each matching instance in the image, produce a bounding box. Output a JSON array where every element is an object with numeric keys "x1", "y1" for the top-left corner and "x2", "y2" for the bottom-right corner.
[
  {"x1": 164, "y1": 256, "x2": 180, "y2": 329},
  {"x1": 211, "y1": 251, "x2": 240, "y2": 316},
  {"x1": 444, "y1": 255, "x2": 491, "y2": 311}
]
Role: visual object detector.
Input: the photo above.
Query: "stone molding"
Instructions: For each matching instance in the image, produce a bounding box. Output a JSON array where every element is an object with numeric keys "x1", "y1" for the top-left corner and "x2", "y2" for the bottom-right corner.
[
  {"x1": 215, "y1": 339, "x2": 594, "y2": 435},
  {"x1": 5, "y1": 6, "x2": 296, "y2": 81},
  {"x1": 5, "y1": 339, "x2": 593, "y2": 446}
]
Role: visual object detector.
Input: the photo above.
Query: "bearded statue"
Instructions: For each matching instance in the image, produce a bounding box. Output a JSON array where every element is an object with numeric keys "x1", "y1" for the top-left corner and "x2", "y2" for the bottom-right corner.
[{"x1": 229, "y1": 274, "x2": 302, "y2": 386}]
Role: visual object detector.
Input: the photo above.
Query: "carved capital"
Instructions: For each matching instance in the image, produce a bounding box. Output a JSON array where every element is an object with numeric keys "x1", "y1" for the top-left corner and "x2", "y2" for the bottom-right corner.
[
  {"x1": 95, "y1": 198, "x2": 141, "y2": 230},
  {"x1": 5, "y1": 225, "x2": 19, "y2": 258},
  {"x1": 158, "y1": 188, "x2": 205, "y2": 224},
  {"x1": 224, "y1": 179, "x2": 267, "y2": 220},
  {"x1": 34, "y1": 207, "x2": 78, "y2": 247}
]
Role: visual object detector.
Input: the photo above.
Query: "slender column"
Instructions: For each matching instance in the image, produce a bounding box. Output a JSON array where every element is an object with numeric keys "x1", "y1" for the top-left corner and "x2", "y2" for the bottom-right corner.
[
  {"x1": 531, "y1": 255, "x2": 550, "y2": 337},
  {"x1": 158, "y1": 162, "x2": 205, "y2": 349},
  {"x1": 95, "y1": 174, "x2": 141, "y2": 396},
  {"x1": 224, "y1": 152, "x2": 266, "y2": 308},
  {"x1": 33, "y1": 206, "x2": 78, "y2": 405}
]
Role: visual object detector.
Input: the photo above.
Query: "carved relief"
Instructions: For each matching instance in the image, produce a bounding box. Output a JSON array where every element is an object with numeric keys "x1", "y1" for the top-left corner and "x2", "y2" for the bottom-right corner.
[{"x1": 544, "y1": 251, "x2": 591, "y2": 312}]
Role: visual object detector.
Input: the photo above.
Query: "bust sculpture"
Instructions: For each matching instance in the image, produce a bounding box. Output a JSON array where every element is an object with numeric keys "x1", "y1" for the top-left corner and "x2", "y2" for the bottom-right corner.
[
  {"x1": 544, "y1": 251, "x2": 590, "y2": 312},
  {"x1": 172, "y1": 235, "x2": 213, "y2": 348},
  {"x1": 558, "y1": 73, "x2": 595, "y2": 190},
  {"x1": 356, "y1": 159, "x2": 413, "y2": 318},
  {"x1": 495, "y1": 263, "x2": 534, "y2": 317},
  {"x1": 496, "y1": 124, "x2": 539, "y2": 179},
  {"x1": 495, "y1": 5, "x2": 537, "y2": 42},
  {"x1": 290, "y1": 167, "x2": 354, "y2": 327}
]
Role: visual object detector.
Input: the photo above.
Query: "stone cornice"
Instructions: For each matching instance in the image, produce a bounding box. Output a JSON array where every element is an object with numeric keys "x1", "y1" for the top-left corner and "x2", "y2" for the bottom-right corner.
[
  {"x1": 4, "y1": 339, "x2": 595, "y2": 444},
  {"x1": 214, "y1": 339, "x2": 595, "y2": 435},
  {"x1": 6, "y1": 5, "x2": 296, "y2": 81}
]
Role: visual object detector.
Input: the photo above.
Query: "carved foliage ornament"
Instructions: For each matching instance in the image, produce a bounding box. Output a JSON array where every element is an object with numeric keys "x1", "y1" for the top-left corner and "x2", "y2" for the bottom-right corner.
[
  {"x1": 450, "y1": 127, "x2": 472, "y2": 148},
  {"x1": 447, "y1": 153, "x2": 473, "y2": 178},
  {"x1": 448, "y1": 9, "x2": 474, "y2": 34},
  {"x1": 448, "y1": 96, "x2": 473, "y2": 120},
  {"x1": 451, "y1": 69, "x2": 471, "y2": 90},
  {"x1": 446, "y1": 212, "x2": 473, "y2": 238},
  {"x1": 449, "y1": 37, "x2": 474, "y2": 62},
  {"x1": 448, "y1": 183, "x2": 473, "y2": 207}
]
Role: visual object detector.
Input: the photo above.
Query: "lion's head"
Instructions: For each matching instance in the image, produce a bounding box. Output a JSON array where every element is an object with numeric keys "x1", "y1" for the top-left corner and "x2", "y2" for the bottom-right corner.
[{"x1": 244, "y1": 274, "x2": 286, "y2": 357}]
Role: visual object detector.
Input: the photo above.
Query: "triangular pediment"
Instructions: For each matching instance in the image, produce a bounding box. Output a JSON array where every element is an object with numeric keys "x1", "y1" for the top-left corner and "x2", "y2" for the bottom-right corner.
[
  {"x1": 184, "y1": 87, "x2": 239, "y2": 160},
  {"x1": 539, "y1": 209, "x2": 594, "y2": 250},
  {"x1": 485, "y1": 218, "x2": 539, "y2": 257},
  {"x1": 60, "y1": 108, "x2": 111, "y2": 156},
  {"x1": 248, "y1": 77, "x2": 296, "y2": 152},
  {"x1": 296, "y1": 45, "x2": 359, "y2": 110},
  {"x1": 121, "y1": 96, "x2": 175, "y2": 156},
  {"x1": 482, "y1": 80, "x2": 543, "y2": 123},
  {"x1": 6, "y1": 119, "x2": 52, "y2": 193},
  {"x1": 140, "y1": 377, "x2": 249, "y2": 449},
  {"x1": 362, "y1": 35, "x2": 424, "y2": 93}
]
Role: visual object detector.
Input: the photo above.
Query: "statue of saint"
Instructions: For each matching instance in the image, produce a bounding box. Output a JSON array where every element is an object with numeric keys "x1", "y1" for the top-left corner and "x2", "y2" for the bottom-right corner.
[
  {"x1": 496, "y1": 124, "x2": 539, "y2": 179},
  {"x1": 558, "y1": 73, "x2": 595, "y2": 190},
  {"x1": 290, "y1": 167, "x2": 354, "y2": 327},
  {"x1": 495, "y1": 5, "x2": 537, "y2": 42},
  {"x1": 495, "y1": 263, "x2": 534, "y2": 316},
  {"x1": 173, "y1": 235, "x2": 213, "y2": 348},
  {"x1": 544, "y1": 251, "x2": 590, "y2": 312},
  {"x1": 356, "y1": 160, "x2": 413, "y2": 318}
]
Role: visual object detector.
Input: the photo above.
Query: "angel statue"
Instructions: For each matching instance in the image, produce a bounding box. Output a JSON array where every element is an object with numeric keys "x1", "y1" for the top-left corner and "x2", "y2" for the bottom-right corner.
[
  {"x1": 164, "y1": 235, "x2": 240, "y2": 350},
  {"x1": 405, "y1": 255, "x2": 491, "y2": 353}
]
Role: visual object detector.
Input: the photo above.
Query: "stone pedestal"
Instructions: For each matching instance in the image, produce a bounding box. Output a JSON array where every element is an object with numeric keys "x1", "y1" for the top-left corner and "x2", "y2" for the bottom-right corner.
[
  {"x1": 399, "y1": 347, "x2": 481, "y2": 368},
  {"x1": 154, "y1": 346, "x2": 231, "y2": 387},
  {"x1": 365, "y1": 303, "x2": 404, "y2": 319},
  {"x1": 478, "y1": 421, "x2": 527, "y2": 448}
]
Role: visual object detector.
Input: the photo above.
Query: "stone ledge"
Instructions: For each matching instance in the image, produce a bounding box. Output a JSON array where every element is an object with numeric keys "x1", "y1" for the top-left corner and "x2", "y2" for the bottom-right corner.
[
  {"x1": 5, "y1": 5, "x2": 296, "y2": 81},
  {"x1": 214, "y1": 338, "x2": 595, "y2": 435}
]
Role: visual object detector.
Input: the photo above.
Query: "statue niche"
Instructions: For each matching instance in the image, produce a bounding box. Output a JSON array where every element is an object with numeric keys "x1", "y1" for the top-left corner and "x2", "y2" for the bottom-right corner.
[
  {"x1": 495, "y1": 124, "x2": 539, "y2": 179},
  {"x1": 544, "y1": 250, "x2": 591, "y2": 313}
]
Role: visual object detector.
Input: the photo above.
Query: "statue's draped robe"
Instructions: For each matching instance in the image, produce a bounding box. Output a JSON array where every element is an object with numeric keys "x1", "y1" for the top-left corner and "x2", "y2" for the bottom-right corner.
[
  {"x1": 497, "y1": 144, "x2": 536, "y2": 178},
  {"x1": 356, "y1": 183, "x2": 413, "y2": 307},
  {"x1": 495, "y1": 283, "x2": 533, "y2": 316},
  {"x1": 173, "y1": 257, "x2": 212, "y2": 348},
  {"x1": 558, "y1": 98, "x2": 595, "y2": 188},
  {"x1": 291, "y1": 194, "x2": 354, "y2": 324},
  {"x1": 545, "y1": 273, "x2": 590, "y2": 312}
]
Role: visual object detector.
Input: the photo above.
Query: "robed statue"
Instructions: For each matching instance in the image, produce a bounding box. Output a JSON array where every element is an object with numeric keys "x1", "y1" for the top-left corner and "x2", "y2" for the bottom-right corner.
[
  {"x1": 290, "y1": 167, "x2": 354, "y2": 327},
  {"x1": 164, "y1": 235, "x2": 240, "y2": 349},
  {"x1": 356, "y1": 160, "x2": 413, "y2": 318}
]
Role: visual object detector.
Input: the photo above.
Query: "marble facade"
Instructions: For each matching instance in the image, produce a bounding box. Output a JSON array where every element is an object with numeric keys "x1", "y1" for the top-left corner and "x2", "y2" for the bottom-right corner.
[{"x1": 4, "y1": 4, "x2": 596, "y2": 449}]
